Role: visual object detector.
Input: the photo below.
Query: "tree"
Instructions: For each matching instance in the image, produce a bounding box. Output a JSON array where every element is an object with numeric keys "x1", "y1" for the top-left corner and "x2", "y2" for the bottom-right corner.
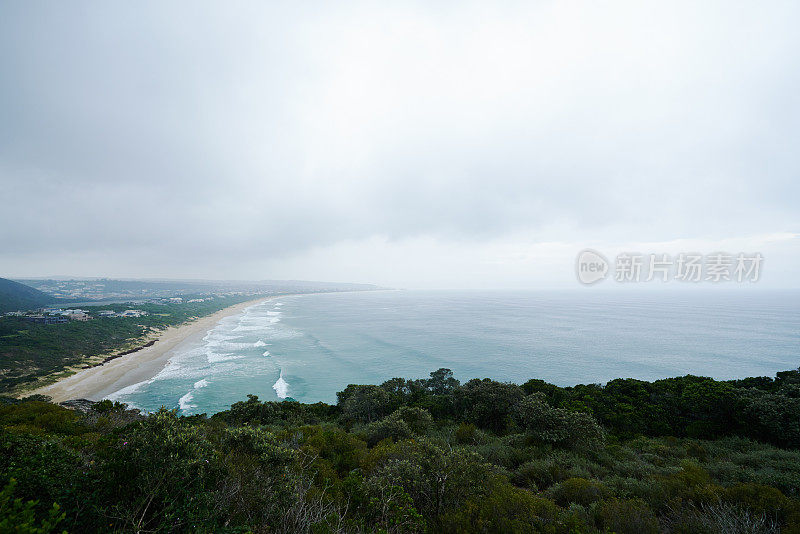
[
  {"x1": 337, "y1": 385, "x2": 397, "y2": 423},
  {"x1": 362, "y1": 407, "x2": 434, "y2": 446},
  {"x1": 369, "y1": 438, "x2": 495, "y2": 525},
  {"x1": 426, "y1": 368, "x2": 460, "y2": 395},
  {"x1": 513, "y1": 393, "x2": 604, "y2": 450},
  {"x1": 454, "y1": 379, "x2": 524, "y2": 432}
]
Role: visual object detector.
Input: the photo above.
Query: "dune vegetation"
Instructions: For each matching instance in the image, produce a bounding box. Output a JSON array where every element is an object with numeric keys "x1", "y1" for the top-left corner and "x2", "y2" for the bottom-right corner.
[{"x1": 2, "y1": 368, "x2": 800, "y2": 533}]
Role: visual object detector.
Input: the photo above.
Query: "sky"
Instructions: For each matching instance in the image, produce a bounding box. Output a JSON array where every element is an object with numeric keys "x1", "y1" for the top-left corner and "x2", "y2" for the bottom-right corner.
[{"x1": 1, "y1": 1, "x2": 798, "y2": 289}]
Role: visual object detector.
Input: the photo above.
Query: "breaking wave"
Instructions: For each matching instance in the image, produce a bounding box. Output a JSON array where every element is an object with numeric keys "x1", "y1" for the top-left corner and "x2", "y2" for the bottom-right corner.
[
  {"x1": 273, "y1": 371, "x2": 289, "y2": 399},
  {"x1": 178, "y1": 391, "x2": 195, "y2": 411}
]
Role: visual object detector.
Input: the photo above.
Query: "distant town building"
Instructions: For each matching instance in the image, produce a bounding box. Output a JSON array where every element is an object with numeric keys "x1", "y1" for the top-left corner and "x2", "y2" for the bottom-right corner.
[
  {"x1": 120, "y1": 309, "x2": 147, "y2": 318},
  {"x1": 23, "y1": 315, "x2": 68, "y2": 325}
]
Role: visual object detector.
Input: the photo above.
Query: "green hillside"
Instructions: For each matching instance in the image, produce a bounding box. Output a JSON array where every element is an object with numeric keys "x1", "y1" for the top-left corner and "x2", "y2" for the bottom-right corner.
[
  {"x1": 2, "y1": 368, "x2": 800, "y2": 532},
  {"x1": 0, "y1": 278, "x2": 54, "y2": 313}
]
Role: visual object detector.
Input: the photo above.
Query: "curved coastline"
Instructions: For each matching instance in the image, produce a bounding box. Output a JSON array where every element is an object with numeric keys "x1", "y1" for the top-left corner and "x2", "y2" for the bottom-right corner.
[{"x1": 30, "y1": 297, "x2": 271, "y2": 403}]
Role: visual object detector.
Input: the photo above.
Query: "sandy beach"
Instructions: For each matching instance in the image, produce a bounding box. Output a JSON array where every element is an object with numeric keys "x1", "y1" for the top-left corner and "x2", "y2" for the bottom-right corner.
[{"x1": 30, "y1": 297, "x2": 270, "y2": 403}]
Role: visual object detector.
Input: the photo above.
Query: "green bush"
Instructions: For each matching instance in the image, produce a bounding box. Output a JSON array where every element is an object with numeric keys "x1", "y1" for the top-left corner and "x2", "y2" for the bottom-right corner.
[
  {"x1": 367, "y1": 438, "x2": 495, "y2": 524},
  {"x1": 0, "y1": 430, "x2": 91, "y2": 532},
  {"x1": 97, "y1": 408, "x2": 224, "y2": 532},
  {"x1": 454, "y1": 422, "x2": 478, "y2": 445},
  {"x1": 338, "y1": 385, "x2": 397, "y2": 424},
  {"x1": 1, "y1": 368, "x2": 800, "y2": 532},
  {"x1": 362, "y1": 406, "x2": 433, "y2": 446},
  {"x1": 440, "y1": 483, "x2": 559, "y2": 533},
  {"x1": 548, "y1": 477, "x2": 608, "y2": 506},
  {"x1": 363, "y1": 416, "x2": 412, "y2": 446},
  {"x1": 596, "y1": 498, "x2": 659, "y2": 534},
  {"x1": 0, "y1": 479, "x2": 65, "y2": 534},
  {"x1": 0, "y1": 402, "x2": 81, "y2": 436},
  {"x1": 513, "y1": 394, "x2": 605, "y2": 450},
  {"x1": 304, "y1": 425, "x2": 367, "y2": 474},
  {"x1": 661, "y1": 501, "x2": 780, "y2": 534},
  {"x1": 454, "y1": 379, "x2": 524, "y2": 433},
  {"x1": 723, "y1": 483, "x2": 800, "y2": 527}
]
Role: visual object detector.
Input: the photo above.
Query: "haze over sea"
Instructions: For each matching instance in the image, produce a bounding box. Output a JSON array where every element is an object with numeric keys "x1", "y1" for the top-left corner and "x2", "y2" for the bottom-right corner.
[{"x1": 110, "y1": 290, "x2": 800, "y2": 415}]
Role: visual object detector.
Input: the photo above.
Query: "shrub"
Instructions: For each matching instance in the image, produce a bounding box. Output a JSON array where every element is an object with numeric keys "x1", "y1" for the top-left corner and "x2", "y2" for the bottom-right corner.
[
  {"x1": 363, "y1": 417, "x2": 412, "y2": 447},
  {"x1": 739, "y1": 389, "x2": 800, "y2": 448},
  {"x1": 454, "y1": 379, "x2": 524, "y2": 433},
  {"x1": 361, "y1": 407, "x2": 433, "y2": 447},
  {"x1": 350, "y1": 472, "x2": 424, "y2": 533},
  {"x1": 392, "y1": 406, "x2": 434, "y2": 435},
  {"x1": 98, "y1": 408, "x2": 224, "y2": 532},
  {"x1": 548, "y1": 477, "x2": 607, "y2": 507},
  {"x1": 220, "y1": 395, "x2": 335, "y2": 426},
  {"x1": 0, "y1": 479, "x2": 65, "y2": 534},
  {"x1": 0, "y1": 402, "x2": 81, "y2": 436},
  {"x1": 454, "y1": 422, "x2": 477, "y2": 445},
  {"x1": 440, "y1": 483, "x2": 559, "y2": 533},
  {"x1": 0, "y1": 431, "x2": 90, "y2": 532},
  {"x1": 338, "y1": 385, "x2": 397, "y2": 423},
  {"x1": 686, "y1": 440, "x2": 708, "y2": 461},
  {"x1": 511, "y1": 462, "x2": 541, "y2": 491},
  {"x1": 662, "y1": 501, "x2": 779, "y2": 534},
  {"x1": 596, "y1": 498, "x2": 659, "y2": 534},
  {"x1": 304, "y1": 425, "x2": 367, "y2": 474},
  {"x1": 601, "y1": 476, "x2": 668, "y2": 509},
  {"x1": 367, "y1": 438, "x2": 495, "y2": 523},
  {"x1": 513, "y1": 394, "x2": 605, "y2": 450},
  {"x1": 723, "y1": 483, "x2": 799, "y2": 527}
]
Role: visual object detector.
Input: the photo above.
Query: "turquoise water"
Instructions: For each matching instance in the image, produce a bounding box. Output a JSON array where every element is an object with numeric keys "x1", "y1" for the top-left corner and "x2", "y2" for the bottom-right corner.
[{"x1": 111, "y1": 290, "x2": 800, "y2": 415}]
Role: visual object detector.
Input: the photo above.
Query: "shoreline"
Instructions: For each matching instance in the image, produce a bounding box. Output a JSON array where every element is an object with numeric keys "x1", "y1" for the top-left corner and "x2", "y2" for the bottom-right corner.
[{"x1": 29, "y1": 296, "x2": 273, "y2": 403}]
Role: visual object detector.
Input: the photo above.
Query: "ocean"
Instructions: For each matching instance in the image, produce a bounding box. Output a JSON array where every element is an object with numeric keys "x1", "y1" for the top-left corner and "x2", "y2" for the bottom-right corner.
[{"x1": 110, "y1": 290, "x2": 800, "y2": 415}]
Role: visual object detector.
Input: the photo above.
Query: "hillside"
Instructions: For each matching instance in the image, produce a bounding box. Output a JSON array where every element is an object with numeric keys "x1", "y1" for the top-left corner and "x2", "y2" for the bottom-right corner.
[
  {"x1": 2, "y1": 368, "x2": 799, "y2": 533},
  {"x1": 0, "y1": 278, "x2": 54, "y2": 312}
]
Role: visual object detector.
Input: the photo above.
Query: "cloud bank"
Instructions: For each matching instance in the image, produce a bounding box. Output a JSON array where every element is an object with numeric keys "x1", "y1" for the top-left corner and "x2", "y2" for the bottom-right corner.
[{"x1": 1, "y1": 1, "x2": 798, "y2": 287}]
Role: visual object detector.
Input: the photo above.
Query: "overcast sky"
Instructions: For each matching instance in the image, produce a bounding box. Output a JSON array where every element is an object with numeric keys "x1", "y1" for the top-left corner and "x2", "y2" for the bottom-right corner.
[{"x1": 1, "y1": 1, "x2": 798, "y2": 289}]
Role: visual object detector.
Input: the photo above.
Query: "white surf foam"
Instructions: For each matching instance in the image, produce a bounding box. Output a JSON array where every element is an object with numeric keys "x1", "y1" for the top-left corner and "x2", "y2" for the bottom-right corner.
[
  {"x1": 207, "y1": 351, "x2": 244, "y2": 363},
  {"x1": 272, "y1": 371, "x2": 289, "y2": 399},
  {"x1": 193, "y1": 378, "x2": 209, "y2": 389},
  {"x1": 105, "y1": 379, "x2": 152, "y2": 404},
  {"x1": 178, "y1": 391, "x2": 195, "y2": 411},
  {"x1": 232, "y1": 325, "x2": 265, "y2": 332},
  {"x1": 210, "y1": 341, "x2": 261, "y2": 351}
]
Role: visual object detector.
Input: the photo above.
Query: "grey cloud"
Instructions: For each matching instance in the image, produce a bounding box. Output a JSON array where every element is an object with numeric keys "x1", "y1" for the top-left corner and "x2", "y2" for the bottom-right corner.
[{"x1": 1, "y1": 1, "x2": 798, "y2": 282}]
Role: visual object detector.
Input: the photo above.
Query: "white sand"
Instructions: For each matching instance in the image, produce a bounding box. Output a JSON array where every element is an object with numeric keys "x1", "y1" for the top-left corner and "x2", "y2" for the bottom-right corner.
[{"x1": 29, "y1": 297, "x2": 270, "y2": 402}]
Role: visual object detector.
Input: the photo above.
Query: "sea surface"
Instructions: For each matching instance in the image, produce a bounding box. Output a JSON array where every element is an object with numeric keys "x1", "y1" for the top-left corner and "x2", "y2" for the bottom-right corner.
[{"x1": 110, "y1": 290, "x2": 800, "y2": 415}]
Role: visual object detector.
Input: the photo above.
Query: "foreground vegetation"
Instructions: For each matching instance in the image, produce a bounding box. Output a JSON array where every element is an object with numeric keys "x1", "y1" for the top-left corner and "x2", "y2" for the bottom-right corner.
[
  {"x1": 2, "y1": 368, "x2": 800, "y2": 533},
  {"x1": 0, "y1": 296, "x2": 254, "y2": 393}
]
